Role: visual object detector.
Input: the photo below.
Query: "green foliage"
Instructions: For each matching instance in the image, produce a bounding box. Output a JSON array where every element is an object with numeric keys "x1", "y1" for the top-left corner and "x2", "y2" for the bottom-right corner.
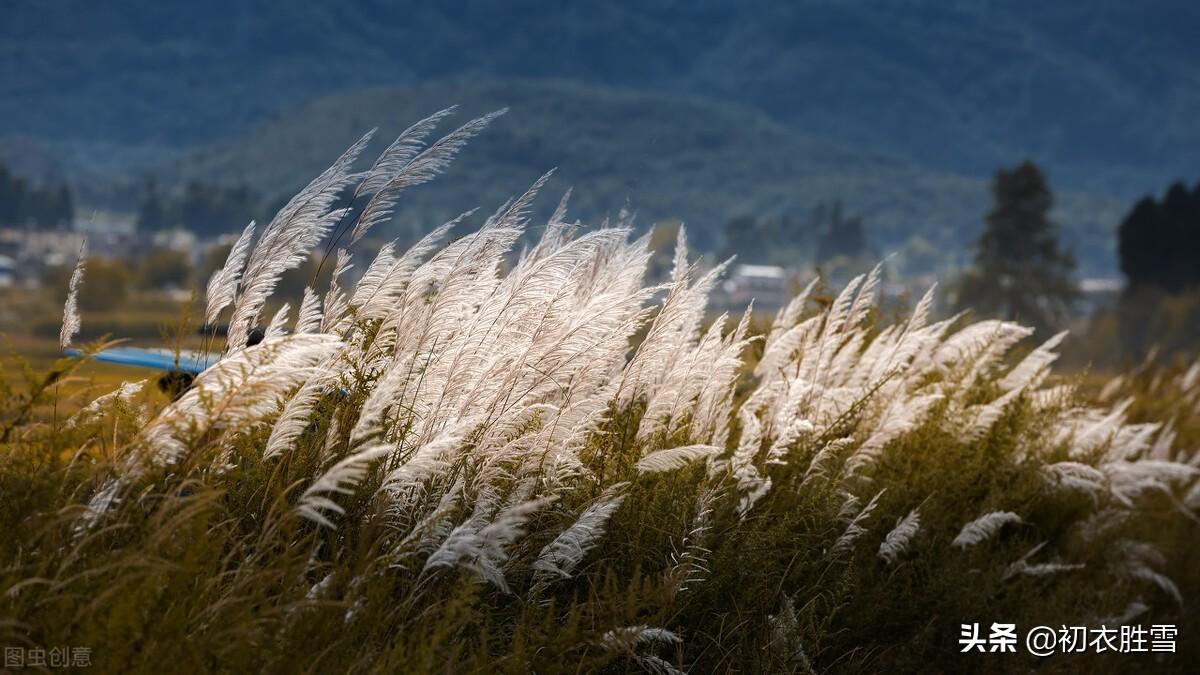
[{"x1": 136, "y1": 179, "x2": 262, "y2": 237}]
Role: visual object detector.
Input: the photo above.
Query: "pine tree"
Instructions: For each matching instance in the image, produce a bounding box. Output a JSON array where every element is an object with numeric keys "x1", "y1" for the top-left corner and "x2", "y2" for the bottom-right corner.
[{"x1": 956, "y1": 161, "x2": 1077, "y2": 333}]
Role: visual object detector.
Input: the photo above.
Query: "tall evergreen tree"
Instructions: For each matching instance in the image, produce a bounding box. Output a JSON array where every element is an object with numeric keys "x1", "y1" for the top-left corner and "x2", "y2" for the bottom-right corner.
[{"x1": 956, "y1": 161, "x2": 1077, "y2": 333}]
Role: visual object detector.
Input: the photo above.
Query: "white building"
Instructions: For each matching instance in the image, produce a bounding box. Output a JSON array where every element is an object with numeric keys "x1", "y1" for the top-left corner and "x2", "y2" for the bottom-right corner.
[{"x1": 718, "y1": 264, "x2": 793, "y2": 311}]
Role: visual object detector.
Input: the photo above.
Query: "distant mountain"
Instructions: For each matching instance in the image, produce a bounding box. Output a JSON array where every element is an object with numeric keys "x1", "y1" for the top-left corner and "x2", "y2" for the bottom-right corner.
[
  {"x1": 166, "y1": 80, "x2": 1124, "y2": 273},
  {"x1": 1, "y1": 0, "x2": 1196, "y2": 197}
]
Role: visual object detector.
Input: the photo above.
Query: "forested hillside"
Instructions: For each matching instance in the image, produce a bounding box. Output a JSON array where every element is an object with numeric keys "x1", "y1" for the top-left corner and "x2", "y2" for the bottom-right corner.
[
  {"x1": 2, "y1": 0, "x2": 1196, "y2": 192},
  {"x1": 164, "y1": 80, "x2": 1124, "y2": 271}
]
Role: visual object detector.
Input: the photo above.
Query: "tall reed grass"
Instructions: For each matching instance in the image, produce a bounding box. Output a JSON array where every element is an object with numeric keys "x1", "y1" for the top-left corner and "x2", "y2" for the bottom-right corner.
[{"x1": 2, "y1": 110, "x2": 1196, "y2": 673}]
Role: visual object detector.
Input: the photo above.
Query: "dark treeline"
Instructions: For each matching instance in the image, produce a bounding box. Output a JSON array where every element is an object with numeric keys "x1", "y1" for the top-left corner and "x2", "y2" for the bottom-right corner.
[
  {"x1": 137, "y1": 180, "x2": 262, "y2": 238},
  {"x1": 1104, "y1": 181, "x2": 1200, "y2": 361},
  {"x1": 1119, "y1": 181, "x2": 1200, "y2": 294},
  {"x1": 718, "y1": 200, "x2": 870, "y2": 267},
  {"x1": 715, "y1": 158, "x2": 1198, "y2": 363},
  {"x1": 136, "y1": 179, "x2": 370, "y2": 241},
  {"x1": 0, "y1": 161, "x2": 73, "y2": 227}
]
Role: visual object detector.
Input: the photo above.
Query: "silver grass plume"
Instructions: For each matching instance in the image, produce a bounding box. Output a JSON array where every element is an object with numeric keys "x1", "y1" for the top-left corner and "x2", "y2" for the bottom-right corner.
[
  {"x1": 1111, "y1": 540, "x2": 1183, "y2": 606},
  {"x1": 357, "y1": 106, "x2": 458, "y2": 196},
  {"x1": 263, "y1": 375, "x2": 330, "y2": 460},
  {"x1": 598, "y1": 625, "x2": 683, "y2": 652},
  {"x1": 392, "y1": 482, "x2": 463, "y2": 564},
  {"x1": 952, "y1": 511, "x2": 1022, "y2": 548},
  {"x1": 769, "y1": 595, "x2": 817, "y2": 674},
  {"x1": 532, "y1": 483, "x2": 628, "y2": 581},
  {"x1": 878, "y1": 507, "x2": 921, "y2": 565},
  {"x1": 999, "y1": 330, "x2": 1068, "y2": 391},
  {"x1": 664, "y1": 488, "x2": 718, "y2": 597},
  {"x1": 59, "y1": 238, "x2": 86, "y2": 349},
  {"x1": 1003, "y1": 542, "x2": 1085, "y2": 580},
  {"x1": 295, "y1": 287, "x2": 322, "y2": 333},
  {"x1": 636, "y1": 445, "x2": 721, "y2": 474},
  {"x1": 730, "y1": 410, "x2": 771, "y2": 516},
  {"x1": 205, "y1": 221, "x2": 255, "y2": 327},
  {"x1": 296, "y1": 444, "x2": 391, "y2": 529},
  {"x1": 320, "y1": 248, "x2": 353, "y2": 333},
  {"x1": 141, "y1": 334, "x2": 342, "y2": 465},
  {"x1": 379, "y1": 429, "x2": 465, "y2": 500},
  {"x1": 424, "y1": 498, "x2": 553, "y2": 592},
  {"x1": 1100, "y1": 600, "x2": 1150, "y2": 626},
  {"x1": 66, "y1": 379, "x2": 145, "y2": 428},
  {"x1": 349, "y1": 216, "x2": 464, "y2": 320},
  {"x1": 830, "y1": 489, "x2": 885, "y2": 558},
  {"x1": 350, "y1": 109, "x2": 507, "y2": 245},
  {"x1": 265, "y1": 302, "x2": 291, "y2": 339},
  {"x1": 227, "y1": 129, "x2": 375, "y2": 350},
  {"x1": 597, "y1": 626, "x2": 684, "y2": 675},
  {"x1": 1042, "y1": 461, "x2": 1107, "y2": 499}
]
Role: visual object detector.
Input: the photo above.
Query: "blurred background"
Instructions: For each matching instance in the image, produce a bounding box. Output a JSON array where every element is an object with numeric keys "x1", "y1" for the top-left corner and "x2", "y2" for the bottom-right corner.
[{"x1": 0, "y1": 0, "x2": 1197, "y2": 370}]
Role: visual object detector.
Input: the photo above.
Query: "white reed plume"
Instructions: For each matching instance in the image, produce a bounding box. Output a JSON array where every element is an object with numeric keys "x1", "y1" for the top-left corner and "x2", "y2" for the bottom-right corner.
[
  {"x1": 141, "y1": 334, "x2": 343, "y2": 465},
  {"x1": 952, "y1": 511, "x2": 1022, "y2": 548},
  {"x1": 59, "y1": 238, "x2": 86, "y2": 349},
  {"x1": 830, "y1": 489, "x2": 885, "y2": 558},
  {"x1": 350, "y1": 109, "x2": 506, "y2": 245},
  {"x1": 295, "y1": 287, "x2": 322, "y2": 333},
  {"x1": 878, "y1": 507, "x2": 921, "y2": 565},
  {"x1": 1003, "y1": 542, "x2": 1084, "y2": 580},
  {"x1": 263, "y1": 374, "x2": 331, "y2": 460},
  {"x1": 205, "y1": 221, "x2": 255, "y2": 327},
  {"x1": 66, "y1": 379, "x2": 145, "y2": 428},
  {"x1": 424, "y1": 497, "x2": 553, "y2": 592},
  {"x1": 999, "y1": 330, "x2": 1068, "y2": 391},
  {"x1": 597, "y1": 625, "x2": 684, "y2": 674},
  {"x1": 226, "y1": 130, "x2": 375, "y2": 350},
  {"x1": 533, "y1": 483, "x2": 628, "y2": 581},
  {"x1": 636, "y1": 445, "x2": 721, "y2": 474},
  {"x1": 296, "y1": 443, "x2": 391, "y2": 528}
]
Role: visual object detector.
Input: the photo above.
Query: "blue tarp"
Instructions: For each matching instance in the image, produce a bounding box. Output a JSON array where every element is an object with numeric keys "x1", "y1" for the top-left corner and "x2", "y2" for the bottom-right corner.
[{"x1": 66, "y1": 347, "x2": 219, "y2": 375}]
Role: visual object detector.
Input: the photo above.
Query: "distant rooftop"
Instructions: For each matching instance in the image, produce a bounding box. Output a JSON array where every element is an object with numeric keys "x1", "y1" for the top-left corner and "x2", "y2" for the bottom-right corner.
[
  {"x1": 1079, "y1": 278, "x2": 1123, "y2": 293},
  {"x1": 734, "y1": 264, "x2": 786, "y2": 280}
]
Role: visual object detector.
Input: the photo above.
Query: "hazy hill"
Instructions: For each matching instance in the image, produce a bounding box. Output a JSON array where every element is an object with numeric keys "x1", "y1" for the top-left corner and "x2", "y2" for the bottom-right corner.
[
  {"x1": 168, "y1": 80, "x2": 1124, "y2": 273},
  {"x1": 1, "y1": 0, "x2": 1196, "y2": 197}
]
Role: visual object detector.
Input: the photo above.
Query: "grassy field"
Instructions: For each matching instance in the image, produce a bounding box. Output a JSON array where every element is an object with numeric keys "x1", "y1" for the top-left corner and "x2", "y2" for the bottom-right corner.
[
  {"x1": 0, "y1": 287, "x2": 198, "y2": 416},
  {"x1": 2, "y1": 121, "x2": 1196, "y2": 674}
]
